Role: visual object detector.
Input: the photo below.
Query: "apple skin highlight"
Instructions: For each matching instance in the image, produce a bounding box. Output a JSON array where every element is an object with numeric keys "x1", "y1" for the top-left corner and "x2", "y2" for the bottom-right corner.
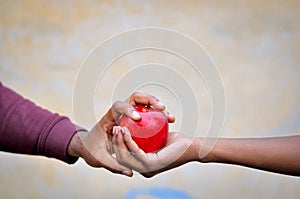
[{"x1": 119, "y1": 105, "x2": 168, "y2": 153}]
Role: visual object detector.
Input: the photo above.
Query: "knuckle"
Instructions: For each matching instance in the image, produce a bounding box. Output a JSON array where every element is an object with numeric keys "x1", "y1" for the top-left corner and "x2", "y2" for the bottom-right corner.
[
  {"x1": 131, "y1": 91, "x2": 140, "y2": 96},
  {"x1": 112, "y1": 100, "x2": 122, "y2": 107}
]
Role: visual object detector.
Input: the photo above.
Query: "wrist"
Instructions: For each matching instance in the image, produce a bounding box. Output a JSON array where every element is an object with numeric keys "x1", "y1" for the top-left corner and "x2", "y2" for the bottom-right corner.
[
  {"x1": 192, "y1": 137, "x2": 217, "y2": 163},
  {"x1": 191, "y1": 137, "x2": 203, "y2": 162},
  {"x1": 67, "y1": 131, "x2": 85, "y2": 158}
]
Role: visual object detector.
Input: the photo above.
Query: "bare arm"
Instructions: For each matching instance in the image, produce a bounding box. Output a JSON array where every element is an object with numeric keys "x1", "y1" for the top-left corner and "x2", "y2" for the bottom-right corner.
[
  {"x1": 113, "y1": 129, "x2": 300, "y2": 177},
  {"x1": 202, "y1": 135, "x2": 300, "y2": 176}
]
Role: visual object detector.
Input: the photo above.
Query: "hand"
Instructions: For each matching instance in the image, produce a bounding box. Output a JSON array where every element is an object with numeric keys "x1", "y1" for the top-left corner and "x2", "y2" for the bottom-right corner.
[
  {"x1": 112, "y1": 127, "x2": 200, "y2": 178},
  {"x1": 122, "y1": 92, "x2": 175, "y2": 124},
  {"x1": 112, "y1": 125, "x2": 300, "y2": 177},
  {"x1": 68, "y1": 92, "x2": 175, "y2": 177}
]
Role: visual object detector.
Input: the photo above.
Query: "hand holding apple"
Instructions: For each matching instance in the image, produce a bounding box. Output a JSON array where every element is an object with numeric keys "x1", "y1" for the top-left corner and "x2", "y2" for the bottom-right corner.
[
  {"x1": 112, "y1": 129, "x2": 197, "y2": 177},
  {"x1": 119, "y1": 105, "x2": 168, "y2": 153},
  {"x1": 68, "y1": 92, "x2": 174, "y2": 177}
]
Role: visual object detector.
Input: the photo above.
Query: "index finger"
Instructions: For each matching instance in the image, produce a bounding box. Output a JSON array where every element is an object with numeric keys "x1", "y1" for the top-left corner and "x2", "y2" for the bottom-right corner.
[
  {"x1": 126, "y1": 92, "x2": 175, "y2": 123},
  {"x1": 126, "y1": 92, "x2": 166, "y2": 111}
]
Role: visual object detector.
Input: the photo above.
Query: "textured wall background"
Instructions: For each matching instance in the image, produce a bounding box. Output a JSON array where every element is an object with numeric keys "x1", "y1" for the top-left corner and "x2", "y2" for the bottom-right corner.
[{"x1": 1, "y1": 0, "x2": 300, "y2": 199}]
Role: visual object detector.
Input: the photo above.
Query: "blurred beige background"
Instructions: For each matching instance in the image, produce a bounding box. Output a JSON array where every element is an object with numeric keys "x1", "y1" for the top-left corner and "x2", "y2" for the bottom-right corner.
[{"x1": 1, "y1": 0, "x2": 300, "y2": 199}]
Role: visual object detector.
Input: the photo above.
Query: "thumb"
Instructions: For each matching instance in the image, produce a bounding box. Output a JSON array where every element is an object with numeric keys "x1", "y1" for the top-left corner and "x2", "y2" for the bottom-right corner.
[{"x1": 112, "y1": 101, "x2": 141, "y2": 122}]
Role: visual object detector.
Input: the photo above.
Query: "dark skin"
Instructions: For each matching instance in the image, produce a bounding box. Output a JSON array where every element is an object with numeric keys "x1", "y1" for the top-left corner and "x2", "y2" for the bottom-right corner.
[
  {"x1": 68, "y1": 92, "x2": 300, "y2": 177},
  {"x1": 112, "y1": 127, "x2": 300, "y2": 177},
  {"x1": 67, "y1": 92, "x2": 175, "y2": 177},
  {"x1": 206, "y1": 135, "x2": 300, "y2": 176}
]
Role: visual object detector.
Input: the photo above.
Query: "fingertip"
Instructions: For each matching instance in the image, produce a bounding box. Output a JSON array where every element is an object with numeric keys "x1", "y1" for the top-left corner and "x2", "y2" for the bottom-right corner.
[
  {"x1": 115, "y1": 126, "x2": 120, "y2": 136},
  {"x1": 122, "y1": 170, "x2": 133, "y2": 177},
  {"x1": 132, "y1": 111, "x2": 141, "y2": 120},
  {"x1": 167, "y1": 114, "x2": 176, "y2": 123},
  {"x1": 113, "y1": 126, "x2": 119, "y2": 134},
  {"x1": 152, "y1": 100, "x2": 165, "y2": 111},
  {"x1": 157, "y1": 101, "x2": 166, "y2": 109},
  {"x1": 121, "y1": 127, "x2": 132, "y2": 139}
]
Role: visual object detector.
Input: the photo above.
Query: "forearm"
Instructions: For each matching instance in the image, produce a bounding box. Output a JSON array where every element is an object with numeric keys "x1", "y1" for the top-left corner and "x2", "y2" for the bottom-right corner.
[
  {"x1": 0, "y1": 82, "x2": 82, "y2": 163},
  {"x1": 199, "y1": 136, "x2": 300, "y2": 176}
]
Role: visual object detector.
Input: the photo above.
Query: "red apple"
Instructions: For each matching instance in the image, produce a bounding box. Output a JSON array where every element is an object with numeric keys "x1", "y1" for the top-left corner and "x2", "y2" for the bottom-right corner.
[{"x1": 119, "y1": 105, "x2": 168, "y2": 153}]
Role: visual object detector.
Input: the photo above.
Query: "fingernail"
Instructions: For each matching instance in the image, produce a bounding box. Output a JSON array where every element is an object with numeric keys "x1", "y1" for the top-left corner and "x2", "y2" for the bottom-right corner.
[
  {"x1": 132, "y1": 111, "x2": 141, "y2": 119},
  {"x1": 122, "y1": 170, "x2": 132, "y2": 177}
]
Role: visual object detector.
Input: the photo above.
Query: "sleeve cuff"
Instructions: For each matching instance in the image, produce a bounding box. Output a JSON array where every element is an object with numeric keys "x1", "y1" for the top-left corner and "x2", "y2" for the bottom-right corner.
[{"x1": 44, "y1": 117, "x2": 86, "y2": 164}]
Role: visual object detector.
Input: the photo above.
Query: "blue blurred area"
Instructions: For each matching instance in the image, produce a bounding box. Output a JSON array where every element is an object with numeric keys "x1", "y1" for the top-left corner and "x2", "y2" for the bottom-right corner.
[{"x1": 125, "y1": 187, "x2": 194, "y2": 199}]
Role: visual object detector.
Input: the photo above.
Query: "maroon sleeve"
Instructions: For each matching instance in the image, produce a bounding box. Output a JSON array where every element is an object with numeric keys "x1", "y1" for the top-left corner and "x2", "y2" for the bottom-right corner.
[{"x1": 0, "y1": 82, "x2": 84, "y2": 164}]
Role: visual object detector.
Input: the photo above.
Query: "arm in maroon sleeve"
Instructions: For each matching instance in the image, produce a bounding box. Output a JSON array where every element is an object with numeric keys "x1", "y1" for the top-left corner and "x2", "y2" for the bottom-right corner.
[{"x1": 0, "y1": 82, "x2": 85, "y2": 164}]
